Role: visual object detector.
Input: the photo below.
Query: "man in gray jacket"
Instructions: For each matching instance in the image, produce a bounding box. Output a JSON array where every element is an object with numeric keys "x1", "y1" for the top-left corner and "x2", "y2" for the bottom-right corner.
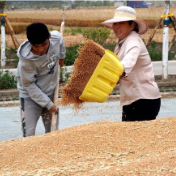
[{"x1": 17, "y1": 23, "x2": 65, "y2": 137}]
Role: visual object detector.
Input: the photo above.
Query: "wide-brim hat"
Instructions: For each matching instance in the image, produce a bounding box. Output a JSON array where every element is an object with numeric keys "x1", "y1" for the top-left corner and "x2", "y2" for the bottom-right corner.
[{"x1": 101, "y1": 6, "x2": 148, "y2": 35}]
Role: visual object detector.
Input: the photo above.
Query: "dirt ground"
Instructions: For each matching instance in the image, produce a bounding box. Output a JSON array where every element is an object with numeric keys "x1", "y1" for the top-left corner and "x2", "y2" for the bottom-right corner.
[
  {"x1": 4, "y1": 27, "x2": 176, "y2": 49},
  {"x1": 5, "y1": 33, "x2": 85, "y2": 49},
  {"x1": 0, "y1": 117, "x2": 176, "y2": 175},
  {"x1": 155, "y1": 75, "x2": 176, "y2": 83}
]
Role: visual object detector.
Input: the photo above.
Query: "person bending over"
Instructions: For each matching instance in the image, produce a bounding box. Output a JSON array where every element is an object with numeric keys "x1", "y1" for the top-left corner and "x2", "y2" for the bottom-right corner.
[{"x1": 17, "y1": 23, "x2": 65, "y2": 137}]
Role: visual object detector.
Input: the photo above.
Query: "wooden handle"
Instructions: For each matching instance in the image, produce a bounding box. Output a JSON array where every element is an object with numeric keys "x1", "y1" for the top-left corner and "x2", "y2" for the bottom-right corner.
[
  {"x1": 51, "y1": 65, "x2": 60, "y2": 132},
  {"x1": 51, "y1": 21, "x2": 64, "y2": 131}
]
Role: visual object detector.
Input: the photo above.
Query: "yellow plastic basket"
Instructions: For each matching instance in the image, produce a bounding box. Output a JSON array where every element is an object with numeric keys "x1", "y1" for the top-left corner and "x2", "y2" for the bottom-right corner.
[{"x1": 79, "y1": 49, "x2": 124, "y2": 103}]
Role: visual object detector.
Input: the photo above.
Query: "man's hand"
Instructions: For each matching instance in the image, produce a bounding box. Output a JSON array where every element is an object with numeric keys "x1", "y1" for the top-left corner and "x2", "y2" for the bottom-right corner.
[
  {"x1": 59, "y1": 59, "x2": 64, "y2": 67},
  {"x1": 49, "y1": 105, "x2": 59, "y2": 115}
]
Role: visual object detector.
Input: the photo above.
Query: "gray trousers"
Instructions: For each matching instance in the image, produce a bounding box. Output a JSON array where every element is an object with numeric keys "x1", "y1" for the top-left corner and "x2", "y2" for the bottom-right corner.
[{"x1": 20, "y1": 95, "x2": 59, "y2": 137}]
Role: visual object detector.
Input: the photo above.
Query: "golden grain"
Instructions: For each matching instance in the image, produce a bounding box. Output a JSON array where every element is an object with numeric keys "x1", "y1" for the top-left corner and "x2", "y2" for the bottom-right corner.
[
  {"x1": 60, "y1": 40, "x2": 105, "y2": 109},
  {"x1": 5, "y1": 7, "x2": 176, "y2": 21}
]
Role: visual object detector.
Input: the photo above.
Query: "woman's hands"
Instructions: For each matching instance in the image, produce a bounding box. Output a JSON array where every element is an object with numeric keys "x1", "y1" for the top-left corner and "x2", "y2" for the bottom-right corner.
[{"x1": 117, "y1": 72, "x2": 127, "y2": 85}]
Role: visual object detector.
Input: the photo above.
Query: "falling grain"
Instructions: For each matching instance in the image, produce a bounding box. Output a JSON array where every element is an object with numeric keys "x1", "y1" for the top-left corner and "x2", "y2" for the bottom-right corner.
[{"x1": 59, "y1": 39, "x2": 105, "y2": 109}]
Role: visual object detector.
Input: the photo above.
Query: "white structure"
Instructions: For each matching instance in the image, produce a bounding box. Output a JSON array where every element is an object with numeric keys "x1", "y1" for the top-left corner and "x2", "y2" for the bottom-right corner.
[
  {"x1": 1, "y1": 21, "x2": 6, "y2": 67},
  {"x1": 162, "y1": 1, "x2": 170, "y2": 79}
]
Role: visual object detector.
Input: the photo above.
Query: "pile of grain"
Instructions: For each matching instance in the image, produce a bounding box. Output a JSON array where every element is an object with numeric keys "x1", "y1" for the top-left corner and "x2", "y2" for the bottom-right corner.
[
  {"x1": 60, "y1": 40, "x2": 105, "y2": 109},
  {"x1": 1, "y1": 117, "x2": 176, "y2": 176}
]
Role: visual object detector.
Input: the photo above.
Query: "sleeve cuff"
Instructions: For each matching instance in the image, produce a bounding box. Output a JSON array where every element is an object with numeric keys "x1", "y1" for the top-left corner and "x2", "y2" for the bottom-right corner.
[
  {"x1": 59, "y1": 53, "x2": 65, "y2": 59},
  {"x1": 46, "y1": 101, "x2": 54, "y2": 110}
]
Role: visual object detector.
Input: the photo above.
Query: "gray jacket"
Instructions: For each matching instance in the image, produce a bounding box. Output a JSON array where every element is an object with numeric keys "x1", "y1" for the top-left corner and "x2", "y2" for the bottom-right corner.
[{"x1": 17, "y1": 30, "x2": 65, "y2": 110}]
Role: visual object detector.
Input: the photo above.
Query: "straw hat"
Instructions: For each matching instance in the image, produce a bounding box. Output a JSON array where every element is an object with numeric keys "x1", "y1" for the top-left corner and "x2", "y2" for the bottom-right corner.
[{"x1": 101, "y1": 6, "x2": 148, "y2": 35}]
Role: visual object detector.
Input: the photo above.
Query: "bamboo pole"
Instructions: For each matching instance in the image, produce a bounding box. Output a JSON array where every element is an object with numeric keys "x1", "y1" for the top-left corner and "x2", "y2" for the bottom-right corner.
[
  {"x1": 4, "y1": 16, "x2": 20, "y2": 49},
  {"x1": 169, "y1": 32, "x2": 176, "y2": 51},
  {"x1": 146, "y1": 18, "x2": 163, "y2": 47},
  {"x1": 168, "y1": 16, "x2": 176, "y2": 51},
  {"x1": 171, "y1": 16, "x2": 176, "y2": 32}
]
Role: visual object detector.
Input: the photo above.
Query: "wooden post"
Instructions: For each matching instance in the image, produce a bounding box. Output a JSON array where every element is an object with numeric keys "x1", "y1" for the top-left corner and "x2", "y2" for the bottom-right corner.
[
  {"x1": 162, "y1": 0, "x2": 170, "y2": 80},
  {"x1": 4, "y1": 16, "x2": 20, "y2": 49},
  {"x1": 169, "y1": 31, "x2": 176, "y2": 51},
  {"x1": 168, "y1": 16, "x2": 176, "y2": 51},
  {"x1": 171, "y1": 16, "x2": 176, "y2": 32},
  {"x1": 146, "y1": 18, "x2": 163, "y2": 47}
]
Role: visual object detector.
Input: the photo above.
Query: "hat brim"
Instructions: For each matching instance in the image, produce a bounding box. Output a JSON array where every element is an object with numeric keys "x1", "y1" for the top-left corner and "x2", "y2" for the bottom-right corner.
[{"x1": 101, "y1": 17, "x2": 148, "y2": 35}]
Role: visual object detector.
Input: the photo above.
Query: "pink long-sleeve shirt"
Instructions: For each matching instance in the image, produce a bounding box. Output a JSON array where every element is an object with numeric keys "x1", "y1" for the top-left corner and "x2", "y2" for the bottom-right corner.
[{"x1": 114, "y1": 31, "x2": 161, "y2": 106}]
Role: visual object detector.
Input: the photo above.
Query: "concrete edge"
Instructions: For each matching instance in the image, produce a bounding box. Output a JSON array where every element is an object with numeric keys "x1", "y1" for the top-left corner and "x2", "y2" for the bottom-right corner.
[
  {"x1": 1, "y1": 92, "x2": 176, "y2": 107},
  {"x1": 0, "y1": 100, "x2": 20, "y2": 107},
  {"x1": 107, "y1": 92, "x2": 176, "y2": 101}
]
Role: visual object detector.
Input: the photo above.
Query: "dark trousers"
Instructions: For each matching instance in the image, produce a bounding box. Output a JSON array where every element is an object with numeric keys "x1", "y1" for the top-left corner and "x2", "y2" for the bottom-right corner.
[{"x1": 122, "y1": 98, "x2": 161, "y2": 122}]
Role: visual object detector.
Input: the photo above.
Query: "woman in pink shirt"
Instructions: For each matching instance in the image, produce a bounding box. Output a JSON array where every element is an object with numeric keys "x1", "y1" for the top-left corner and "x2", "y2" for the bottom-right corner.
[{"x1": 101, "y1": 6, "x2": 161, "y2": 121}]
